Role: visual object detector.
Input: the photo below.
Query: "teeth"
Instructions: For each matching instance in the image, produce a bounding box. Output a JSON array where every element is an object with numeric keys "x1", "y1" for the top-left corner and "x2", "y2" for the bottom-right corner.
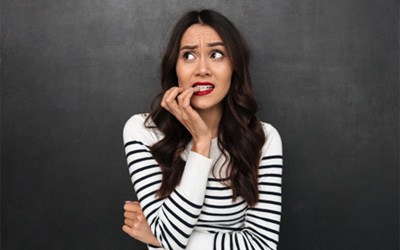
[{"x1": 196, "y1": 85, "x2": 214, "y2": 91}]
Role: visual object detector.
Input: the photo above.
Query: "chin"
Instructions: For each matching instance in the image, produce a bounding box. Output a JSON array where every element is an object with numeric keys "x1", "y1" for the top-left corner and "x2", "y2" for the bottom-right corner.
[
  {"x1": 192, "y1": 104, "x2": 212, "y2": 111},
  {"x1": 191, "y1": 100, "x2": 222, "y2": 112}
]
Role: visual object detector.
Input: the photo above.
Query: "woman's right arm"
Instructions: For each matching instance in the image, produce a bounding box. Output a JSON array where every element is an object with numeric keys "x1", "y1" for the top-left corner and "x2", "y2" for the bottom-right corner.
[{"x1": 123, "y1": 114, "x2": 213, "y2": 250}]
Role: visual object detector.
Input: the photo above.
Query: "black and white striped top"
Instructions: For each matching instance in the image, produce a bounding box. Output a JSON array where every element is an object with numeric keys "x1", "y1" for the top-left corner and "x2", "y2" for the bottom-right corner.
[{"x1": 123, "y1": 114, "x2": 283, "y2": 250}]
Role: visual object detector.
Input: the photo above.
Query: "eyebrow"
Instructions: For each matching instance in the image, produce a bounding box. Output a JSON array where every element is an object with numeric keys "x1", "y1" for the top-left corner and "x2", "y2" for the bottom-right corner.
[{"x1": 180, "y1": 42, "x2": 225, "y2": 51}]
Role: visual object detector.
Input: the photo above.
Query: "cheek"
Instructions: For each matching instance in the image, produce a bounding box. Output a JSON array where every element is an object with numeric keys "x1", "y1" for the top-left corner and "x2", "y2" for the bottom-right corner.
[
  {"x1": 222, "y1": 68, "x2": 233, "y2": 87},
  {"x1": 176, "y1": 64, "x2": 190, "y2": 86}
]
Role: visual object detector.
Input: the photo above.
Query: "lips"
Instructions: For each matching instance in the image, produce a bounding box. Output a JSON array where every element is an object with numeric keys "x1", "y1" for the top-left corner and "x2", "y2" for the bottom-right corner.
[{"x1": 192, "y1": 82, "x2": 215, "y2": 96}]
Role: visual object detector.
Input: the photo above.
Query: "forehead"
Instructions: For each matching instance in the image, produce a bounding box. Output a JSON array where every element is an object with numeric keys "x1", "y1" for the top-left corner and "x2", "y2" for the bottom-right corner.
[{"x1": 180, "y1": 24, "x2": 223, "y2": 45}]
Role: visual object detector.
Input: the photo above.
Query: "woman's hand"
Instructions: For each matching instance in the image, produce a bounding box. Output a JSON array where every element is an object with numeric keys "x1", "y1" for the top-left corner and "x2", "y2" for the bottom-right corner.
[
  {"x1": 122, "y1": 201, "x2": 161, "y2": 247},
  {"x1": 161, "y1": 87, "x2": 212, "y2": 156}
]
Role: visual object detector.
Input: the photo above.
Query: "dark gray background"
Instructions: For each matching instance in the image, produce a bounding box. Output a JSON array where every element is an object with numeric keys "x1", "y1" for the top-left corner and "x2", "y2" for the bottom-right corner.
[{"x1": 1, "y1": 0, "x2": 399, "y2": 249}]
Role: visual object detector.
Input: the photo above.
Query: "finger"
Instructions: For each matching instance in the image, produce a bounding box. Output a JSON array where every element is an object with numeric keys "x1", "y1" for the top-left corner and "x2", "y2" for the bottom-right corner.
[
  {"x1": 160, "y1": 87, "x2": 176, "y2": 109},
  {"x1": 178, "y1": 88, "x2": 199, "y2": 119},
  {"x1": 177, "y1": 87, "x2": 195, "y2": 107},
  {"x1": 126, "y1": 200, "x2": 141, "y2": 208},
  {"x1": 177, "y1": 87, "x2": 196, "y2": 113},
  {"x1": 124, "y1": 218, "x2": 135, "y2": 227},
  {"x1": 161, "y1": 87, "x2": 183, "y2": 114},
  {"x1": 124, "y1": 203, "x2": 142, "y2": 213},
  {"x1": 122, "y1": 224, "x2": 137, "y2": 238},
  {"x1": 124, "y1": 211, "x2": 137, "y2": 220}
]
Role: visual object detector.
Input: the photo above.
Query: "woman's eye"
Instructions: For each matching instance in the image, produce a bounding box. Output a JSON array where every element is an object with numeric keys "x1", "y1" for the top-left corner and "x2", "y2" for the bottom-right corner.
[
  {"x1": 211, "y1": 51, "x2": 224, "y2": 59},
  {"x1": 183, "y1": 52, "x2": 195, "y2": 60}
]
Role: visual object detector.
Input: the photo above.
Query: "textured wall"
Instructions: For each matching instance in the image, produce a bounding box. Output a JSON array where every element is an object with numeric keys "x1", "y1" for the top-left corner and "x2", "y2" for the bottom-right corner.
[{"x1": 2, "y1": 0, "x2": 398, "y2": 249}]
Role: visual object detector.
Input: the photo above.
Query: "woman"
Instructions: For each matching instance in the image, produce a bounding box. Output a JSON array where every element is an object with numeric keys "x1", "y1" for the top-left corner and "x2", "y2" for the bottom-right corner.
[{"x1": 122, "y1": 9, "x2": 283, "y2": 250}]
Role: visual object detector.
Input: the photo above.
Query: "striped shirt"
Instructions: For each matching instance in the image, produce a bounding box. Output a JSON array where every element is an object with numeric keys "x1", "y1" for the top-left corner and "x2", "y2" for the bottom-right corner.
[{"x1": 123, "y1": 113, "x2": 283, "y2": 250}]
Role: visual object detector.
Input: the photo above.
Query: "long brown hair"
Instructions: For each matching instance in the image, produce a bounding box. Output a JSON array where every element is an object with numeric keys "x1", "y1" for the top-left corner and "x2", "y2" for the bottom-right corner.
[{"x1": 145, "y1": 9, "x2": 265, "y2": 207}]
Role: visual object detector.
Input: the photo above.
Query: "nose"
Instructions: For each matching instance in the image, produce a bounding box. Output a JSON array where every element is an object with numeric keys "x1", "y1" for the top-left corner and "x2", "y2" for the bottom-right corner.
[{"x1": 195, "y1": 56, "x2": 211, "y2": 76}]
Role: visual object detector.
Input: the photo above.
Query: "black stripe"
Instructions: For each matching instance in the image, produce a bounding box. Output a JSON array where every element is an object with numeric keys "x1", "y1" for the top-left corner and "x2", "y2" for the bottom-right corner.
[
  {"x1": 257, "y1": 199, "x2": 281, "y2": 206},
  {"x1": 160, "y1": 221, "x2": 186, "y2": 249},
  {"x1": 143, "y1": 199, "x2": 162, "y2": 219},
  {"x1": 136, "y1": 179, "x2": 161, "y2": 196},
  {"x1": 138, "y1": 190, "x2": 157, "y2": 203},
  {"x1": 259, "y1": 191, "x2": 281, "y2": 196},
  {"x1": 244, "y1": 230, "x2": 264, "y2": 250},
  {"x1": 259, "y1": 164, "x2": 283, "y2": 169},
  {"x1": 229, "y1": 233, "x2": 233, "y2": 250},
  {"x1": 258, "y1": 182, "x2": 281, "y2": 187},
  {"x1": 169, "y1": 195, "x2": 199, "y2": 219},
  {"x1": 205, "y1": 194, "x2": 233, "y2": 200},
  {"x1": 124, "y1": 140, "x2": 150, "y2": 149},
  {"x1": 242, "y1": 233, "x2": 253, "y2": 250},
  {"x1": 175, "y1": 190, "x2": 202, "y2": 209},
  {"x1": 208, "y1": 177, "x2": 229, "y2": 182},
  {"x1": 132, "y1": 172, "x2": 162, "y2": 188},
  {"x1": 196, "y1": 219, "x2": 245, "y2": 230},
  {"x1": 206, "y1": 186, "x2": 230, "y2": 190},
  {"x1": 247, "y1": 226, "x2": 277, "y2": 245},
  {"x1": 164, "y1": 213, "x2": 190, "y2": 238},
  {"x1": 159, "y1": 224, "x2": 173, "y2": 250},
  {"x1": 246, "y1": 213, "x2": 280, "y2": 225},
  {"x1": 245, "y1": 226, "x2": 276, "y2": 248},
  {"x1": 201, "y1": 206, "x2": 246, "y2": 217},
  {"x1": 247, "y1": 219, "x2": 279, "y2": 236},
  {"x1": 154, "y1": 218, "x2": 159, "y2": 237},
  {"x1": 128, "y1": 156, "x2": 154, "y2": 168},
  {"x1": 150, "y1": 211, "x2": 161, "y2": 229},
  {"x1": 258, "y1": 173, "x2": 282, "y2": 178},
  {"x1": 130, "y1": 164, "x2": 159, "y2": 177},
  {"x1": 234, "y1": 234, "x2": 242, "y2": 250},
  {"x1": 254, "y1": 231, "x2": 273, "y2": 250},
  {"x1": 221, "y1": 233, "x2": 225, "y2": 250},
  {"x1": 203, "y1": 199, "x2": 246, "y2": 209},
  {"x1": 213, "y1": 233, "x2": 218, "y2": 250},
  {"x1": 248, "y1": 207, "x2": 281, "y2": 215},
  {"x1": 198, "y1": 214, "x2": 245, "y2": 224},
  {"x1": 147, "y1": 243, "x2": 161, "y2": 249},
  {"x1": 163, "y1": 203, "x2": 195, "y2": 229},
  {"x1": 261, "y1": 155, "x2": 282, "y2": 160},
  {"x1": 126, "y1": 148, "x2": 150, "y2": 157},
  {"x1": 159, "y1": 231, "x2": 165, "y2": 249}
]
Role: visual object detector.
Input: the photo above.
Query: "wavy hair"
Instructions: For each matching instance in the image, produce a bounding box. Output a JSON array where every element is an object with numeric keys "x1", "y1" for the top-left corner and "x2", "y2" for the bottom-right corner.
[{"x1": 145, "y1": 9, "x2": 265, "y2": 207}]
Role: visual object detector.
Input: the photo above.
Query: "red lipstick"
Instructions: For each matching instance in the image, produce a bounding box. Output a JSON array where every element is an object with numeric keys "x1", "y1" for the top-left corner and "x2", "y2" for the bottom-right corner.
[{"x1": 192, "y1": 82, "x2": 215, "y2": 96}]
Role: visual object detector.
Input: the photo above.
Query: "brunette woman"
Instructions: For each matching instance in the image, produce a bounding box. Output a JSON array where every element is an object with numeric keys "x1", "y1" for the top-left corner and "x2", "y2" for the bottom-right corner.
[{"x1": 122, "y1": 9, "x2": 283, "y2": 250}]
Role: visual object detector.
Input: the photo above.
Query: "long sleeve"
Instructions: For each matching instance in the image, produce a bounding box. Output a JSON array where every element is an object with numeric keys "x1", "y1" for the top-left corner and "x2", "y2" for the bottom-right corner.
[
  {"x1": 123, "y1": 114, "x2": 213, "y2": 250},
  {"x1": 186, "y1": 123, "x2": 283, "y2": 250}
]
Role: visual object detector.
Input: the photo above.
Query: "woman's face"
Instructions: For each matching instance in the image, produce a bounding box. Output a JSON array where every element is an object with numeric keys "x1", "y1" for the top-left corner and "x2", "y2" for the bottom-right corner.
[{"x1": 176, "y1": 24, "x2": 233, "y2": 112}]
